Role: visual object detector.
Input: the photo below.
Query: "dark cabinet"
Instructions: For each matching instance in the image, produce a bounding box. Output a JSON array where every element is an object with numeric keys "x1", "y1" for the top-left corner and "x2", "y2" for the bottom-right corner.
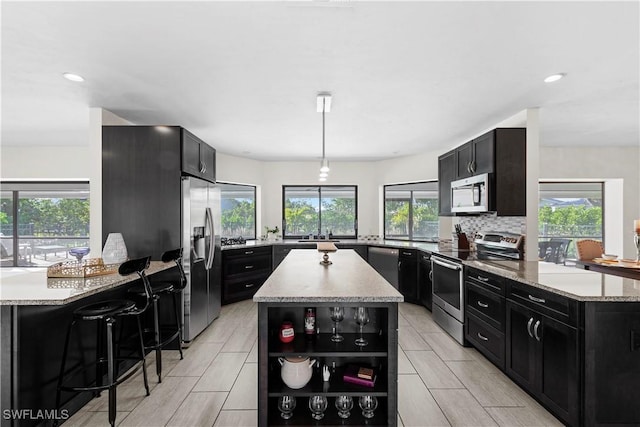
[
  {"x1": 438, "y1": 128, "x2": 526, "y2": 216},
  {"x1": 417, "y1": 252, "x2": 432, "y2": 310},
  {"x1": 335, "y1": 244, "x2": 368, "y2": 261},
  {"x1": 222, "y1": 246, "x2": 272, "y2": 304},
  {"x1": 505, "y1": 299, "x2": 579, "y2": 427},
  {"x1": 438, "y1": 150, "x2": 456, "y2": 216},
  {"x1": 398, "y1": 249, "x2": 418, "y2": 304},
  {"x1": 181, "y1": 128, "x2": 216, "y2": 183}
]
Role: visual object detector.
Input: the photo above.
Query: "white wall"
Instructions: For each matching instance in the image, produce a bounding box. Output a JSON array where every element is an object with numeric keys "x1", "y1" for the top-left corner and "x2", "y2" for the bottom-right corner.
[
  {"x1": 539, "y1": 146, "x2": 640, "y2": 258},
  {"x1": 0, "y1": 146, "x2": 90, "y2": 178}
]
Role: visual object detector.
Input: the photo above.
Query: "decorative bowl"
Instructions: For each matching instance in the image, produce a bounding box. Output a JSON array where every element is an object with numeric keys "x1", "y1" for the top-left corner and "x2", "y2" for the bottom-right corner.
[{"x1": 601, "y1": 254, "x2": 618, "y2": 261}]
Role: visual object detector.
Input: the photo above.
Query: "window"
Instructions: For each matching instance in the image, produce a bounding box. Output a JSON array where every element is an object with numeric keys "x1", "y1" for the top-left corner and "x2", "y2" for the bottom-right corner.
[
  {"x1": 1, "y1": 182, "x2": 90, "y2": 267},
  {"x1": 384, "y1": 181, "x2": 439, "y2": 242},
  {"x1": 539, "y1": 182, "x2": 603, "y2": 260},
  {"x1": 219, "y1": 183, "x2": 256, "y2": 239},
  {"x1": 283, "y1": 186, "x2": 357, "y2": 238}
]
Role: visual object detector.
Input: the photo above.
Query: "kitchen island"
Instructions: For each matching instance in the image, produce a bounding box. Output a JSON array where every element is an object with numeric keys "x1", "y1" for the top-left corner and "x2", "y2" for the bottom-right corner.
[
  {"x1": 0, "y1": 262, "x2": 176, "y2": 427},
  {"x1": 253, "y1": 249, "x2": 403, "y2": 426}
]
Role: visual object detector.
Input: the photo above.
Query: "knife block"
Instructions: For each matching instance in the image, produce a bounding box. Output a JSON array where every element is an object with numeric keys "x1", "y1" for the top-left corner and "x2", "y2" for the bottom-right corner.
[{"x1": 453, "y1": 233, "x2": 470, "y2": 250}]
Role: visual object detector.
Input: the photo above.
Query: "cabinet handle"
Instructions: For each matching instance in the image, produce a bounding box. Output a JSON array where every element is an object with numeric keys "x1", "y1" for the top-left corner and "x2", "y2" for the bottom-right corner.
[
  {"x1": 245, "y1": 265, "x2": 254, "y2": 269},
  {"x1": 199, "y1": 161, "x2": 205, "y2": 173},
  {"x1": 477, "y1": 276, "x2": 489, "y2": 282},
  {"x1": 428, "y1": 271, "x2": 433, "y2": 281},
  {"x1": 203, "y1": 162, "x2": 207, "y2": 173},
  {"x1": 402, "y1": 252, "x2": 412, "y2": 256},
  {"x1": 467, "y1": 162, "x2": 472, "y2": 173},
  {"x1": 477, "y1": 301, "x2": 489, "y2": 308},
  {"x1": 244, "y1": 283, "x2": 255, "y2": 288},
  {"x1": 527, "y1": 317, "x2": 534, "y2": 338},
  {"x1": 470, "y1": 161, "x2": 476, "y2": 173},
  {"x1": 477, "y1": 332, "x2": 489, "y2": 341},
  {"x1": 533, "y1": 320, "x2": 541, "y2": 341},
  {"x1": 528, "y1": 295, "x2": 546, "y2": 304},
  {"x1": 398, "y1": 260, "x2": 402, "y2": 270},
  {"x1": 244, "y1": 250, "x2": 254, "y2": 255}
]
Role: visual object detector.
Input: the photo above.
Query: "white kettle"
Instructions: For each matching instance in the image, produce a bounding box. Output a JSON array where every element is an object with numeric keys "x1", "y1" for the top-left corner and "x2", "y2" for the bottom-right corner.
[{"x1": 278, "y1": 356, "x2": 316, "y2": 389}]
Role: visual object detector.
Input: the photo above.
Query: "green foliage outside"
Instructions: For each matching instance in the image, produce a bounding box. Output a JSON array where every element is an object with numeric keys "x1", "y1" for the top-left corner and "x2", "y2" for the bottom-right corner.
[
  {"x1": 284, "y1": 197, "x2": 356, "y2": 236},
  {"x1": 14, "y1": 198, "x2": 89, "y2": 236},
  {"x1": 221, "y1": 199, "x2": 256, "y2": 238},
  {"x1": 385, "y1": 198, "x2": 438, "y2": 239},
  {"x1": 538, "y1": 206, "x2": 602, "y2": 237}
]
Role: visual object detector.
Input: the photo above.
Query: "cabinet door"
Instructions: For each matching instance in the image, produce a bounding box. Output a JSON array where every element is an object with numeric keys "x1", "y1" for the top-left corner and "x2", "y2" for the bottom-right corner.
[
  {"x1": 438, "y1": 150, "x2": 456, "y2": 216},
  {"x1": 471, "y1": 131, "x2": 494, "y2": 175},
  {"x1": 505, "y1": 301, "x2": 537, "y2": 392},
  {"x1": 201, "y1": 142, "x2": 216, "y2": 183},
  {"x1": 418, "y1": 255, "x2": 432, "y2": 310},
  {"x1": 455, "y1": 142, "x2": 474, "y2": 178},
  {"x1": 538, "y1": 314, "x2": 579, "y2": 426},
  {"x1": 182, "y1": 129, "x2": 202, "y2": 177},
  {"x1": 398, "y1": 252, "x2": 418, "y2": 304}
]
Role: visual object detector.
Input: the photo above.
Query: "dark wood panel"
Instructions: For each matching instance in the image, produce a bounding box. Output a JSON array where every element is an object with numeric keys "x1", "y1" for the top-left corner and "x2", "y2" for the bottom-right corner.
[
  {"x1": 438, "y1": 150, "x2": 456, "y2": 216},
  {"x1": 494, "y1": 128, "x2": 526, "y2": 216}
]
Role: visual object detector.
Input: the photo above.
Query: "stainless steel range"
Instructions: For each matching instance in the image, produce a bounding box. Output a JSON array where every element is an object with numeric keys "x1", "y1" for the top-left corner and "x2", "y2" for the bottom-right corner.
[{"x1": 432, "y1": 231, "x2": 524, "y2": 345}]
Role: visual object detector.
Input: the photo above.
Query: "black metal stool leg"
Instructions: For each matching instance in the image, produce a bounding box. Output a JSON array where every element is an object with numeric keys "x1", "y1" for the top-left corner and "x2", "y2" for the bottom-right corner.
[
  {"x1": 136, "y1": 315, "x2": 150, "y2": 396},
  {"x1": 152, "y1": 296, "x2": 162, "y2": 383},
  {"x1": 95, "y1": 319, "x2": 105, "y2": 396},
  {"x1": 54, "y1": 319, "x2": 76, "y2": 427},
  {"x1": 106, "y1": 317, "x2": 116, "y2": 427},
  {"x1": 172, "y1": 292, "x2": 184, "y2": 360}
]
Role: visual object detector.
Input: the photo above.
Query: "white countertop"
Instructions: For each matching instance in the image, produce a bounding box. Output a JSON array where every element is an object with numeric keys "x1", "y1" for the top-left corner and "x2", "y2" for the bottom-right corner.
[
  {"x1": 253, "y1": 249, "x2": 404, "y2": 303},
  {"x1": 465, "y1": 260, "x2": 640, "y2": 302},
  {"x1": 0, "y1": 261, "x2": 174, "y2": 305}
]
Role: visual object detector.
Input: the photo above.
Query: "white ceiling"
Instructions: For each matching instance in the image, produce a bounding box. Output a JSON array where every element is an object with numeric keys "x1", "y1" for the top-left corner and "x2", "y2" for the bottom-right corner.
[{"x1": 2, "y1": 1, "x2": 638, "y2": 161}]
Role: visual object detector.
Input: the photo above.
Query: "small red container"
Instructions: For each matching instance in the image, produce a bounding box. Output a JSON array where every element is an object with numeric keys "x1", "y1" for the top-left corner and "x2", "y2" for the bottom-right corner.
[{"x1": 279, "y1": 321, "x2": 295, "y2": 343}]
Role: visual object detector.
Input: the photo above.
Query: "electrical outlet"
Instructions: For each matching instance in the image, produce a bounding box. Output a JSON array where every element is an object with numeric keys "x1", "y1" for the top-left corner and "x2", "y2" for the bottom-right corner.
[{"x1": 630, "y1": 330, "x2": 640, "y2": 351}]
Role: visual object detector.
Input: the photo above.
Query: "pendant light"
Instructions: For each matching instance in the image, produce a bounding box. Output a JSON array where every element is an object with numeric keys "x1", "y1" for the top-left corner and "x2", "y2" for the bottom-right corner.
[{"x1": 317, "y1": 93, "x2": 332, "y2": 179}]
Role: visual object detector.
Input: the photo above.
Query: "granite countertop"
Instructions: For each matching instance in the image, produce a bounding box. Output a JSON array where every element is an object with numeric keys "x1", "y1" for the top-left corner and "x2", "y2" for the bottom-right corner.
[
  {"x1": 0, "y1": 261, "x2": 174, "y2": 306},
  {"x1": 253, "y1": 249, "x2": 404, "y2": 303},
  {"x1": 221, "y1": 238, "x2": 440, "y2": 252},
  {"x1": 464, "y1": 259, "x2": 640, "y2": 302}
]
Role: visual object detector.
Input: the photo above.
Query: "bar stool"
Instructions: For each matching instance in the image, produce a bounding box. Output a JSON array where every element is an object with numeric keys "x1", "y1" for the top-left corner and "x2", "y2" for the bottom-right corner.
[
  {"x1": 55, "y1": 256, "x2": 153, "y2": 427},
  {"x1": 128, "y1": 248, "x2": 186, "y2": 383}
]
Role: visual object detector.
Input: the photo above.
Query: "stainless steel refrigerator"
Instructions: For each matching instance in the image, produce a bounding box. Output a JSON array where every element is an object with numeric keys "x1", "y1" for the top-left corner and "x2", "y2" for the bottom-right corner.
[{"x1": 182, "y1": 176, "x2": 221, "y2": 342}]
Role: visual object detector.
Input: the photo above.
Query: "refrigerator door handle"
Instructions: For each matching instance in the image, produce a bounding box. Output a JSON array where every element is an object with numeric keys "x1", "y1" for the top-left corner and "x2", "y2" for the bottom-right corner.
[{"x1": 205, "y1": 207, "x2": 215, "y2": 270}]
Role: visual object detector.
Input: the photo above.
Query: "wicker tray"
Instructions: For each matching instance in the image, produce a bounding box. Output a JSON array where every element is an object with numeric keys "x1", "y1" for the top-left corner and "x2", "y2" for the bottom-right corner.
[{"x1": 47, "y1": 258, "x2": 119, "y2": 278}]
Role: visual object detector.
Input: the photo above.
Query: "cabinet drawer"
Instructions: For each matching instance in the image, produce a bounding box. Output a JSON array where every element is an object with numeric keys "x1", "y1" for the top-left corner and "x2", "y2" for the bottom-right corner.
[
  {"x1": 466, "y1": 282, "x2": 505, "y2": 331},
  {"x1": 507, "y1": 281, "x2": 578, "y2": 327},
  {"x1": 466, "y1": 267, "x2": 505, "y2": 295},
  {"x1": 223, "y1": 254, "x2": 271, "y2": 277},
  {"x1": 224, "y1": 246, "x2": 272, "y2": 259},
  {"x1": 223, "y1": 273, "x2": 268, "y2": 304},
  {"x1": 466, "y1": 313, "x2": 505, "y2": 370},
  {"x1": 399, "y1": 249, "x2": 417, "y2": 260}
]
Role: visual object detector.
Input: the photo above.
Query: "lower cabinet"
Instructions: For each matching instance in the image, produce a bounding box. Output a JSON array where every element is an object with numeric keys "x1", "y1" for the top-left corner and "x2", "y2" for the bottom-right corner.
[
  {"x1": 398, "y1": 249, "x2": 418, "y2": 304},
  {"x1": 222, "y1": 246, "x2": 272, "y2": 304},
  {"x1": 257, "y1": 303, "x2": 398, "y2": 426},
  {"x1": 417, "y1": 253, "x2": 432, "y2": 311},
  {"x1": 505, "y1": 300, "x2": 580, "y2": 426}
]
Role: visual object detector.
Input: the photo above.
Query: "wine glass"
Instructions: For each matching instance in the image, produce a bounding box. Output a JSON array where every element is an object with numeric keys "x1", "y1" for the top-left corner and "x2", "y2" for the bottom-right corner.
[
  {"x1": 635, "y1": 232, "x2": 640, "y2": 262},
  {"x1": 335, "y1": 395, "x2": 353, "y2": 419},
  {"x1": 330, "y1": 307, "x2": 344, "y2": 342},
  {"x1": 277, "y1": 395, "x2": 296, "y2": 419},
  {"x1": 359, "y1": 395, "x2": 378, "y2": 419},
  {"x1": 308, "y1": 395, "x2": 328, "y2": 420},
  {"x1": 354, "y1": 307, "x2": 369, "y2": 347}
]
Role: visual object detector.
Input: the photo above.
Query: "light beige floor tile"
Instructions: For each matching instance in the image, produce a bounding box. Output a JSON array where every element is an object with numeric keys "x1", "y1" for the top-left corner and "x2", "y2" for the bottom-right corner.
[
  {"x1": 398, "y1": 346, "x2": 417, "y2": 374},
  {"x1": 405, "y1": 351, "x2": 464, "y2": 389},
  {"x1": 119, "y1": 376, "x2": 198, "y2": 427},
  {"x1": 398, "y1": 374, "x2": 450, "y2": 426},
  {"x1": 398, "y1": 412, "x2": 405, "y2": 427},
  {"x1": 193, "y1": 352, "x2": 247, "y2": 391},
  {"x1": 399, "y1": 302, "x2": 430, "y2": 317},
  {"x1": 465, "y1": 347, "x2": 503, "y2": 375},
  {"x1": 223, "y1": 363, "x2": 258, "y2": 410},
  {"x1": 421, "y1": 332, "x2": 475, "y2": 361},
  {"x1": 246, "y1": 339, "x2": 258, "y2": 363},
  {"x1": 399, "y1": 313, "x2": 411, "y2": 326},
  {"x1": 221, "y1": 316, "x2": 257, "y2": 352},
  {"x1": 168, "y1": 342, "x2": 224, "y2": 377},
  {"x1": 166, "y1": 391, "x2": 227, "y2": 427},
  {"x1": 431, "y1": 389, "x2": 497, "y2": 426},
  {"x1": 485, "y1": 407, "x2": 563, "y2": 427},
  {"x1": 406, "y1": 313, "x2": 444, "y2": 334},
  {"x1": 83, "y1": 367, "x2": 158, "y2": 412},
  {"x1": 214, "y1": 410, "x2": 257, "y2": 426},
  {"x1": 65, "y1": 410, "x2": 129, "y2": 426},
  {"x1": 446, "y1": 360, "x2": 529, "y2": 407},
  {"x1": 399, "y1": 325, "x2": 432, "y2": 350}
]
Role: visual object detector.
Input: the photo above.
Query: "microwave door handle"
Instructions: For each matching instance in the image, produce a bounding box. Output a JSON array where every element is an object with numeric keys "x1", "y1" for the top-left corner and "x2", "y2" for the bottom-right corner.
[{"x1": 432, "y1": 257, "x2": 462, "y2": 271}]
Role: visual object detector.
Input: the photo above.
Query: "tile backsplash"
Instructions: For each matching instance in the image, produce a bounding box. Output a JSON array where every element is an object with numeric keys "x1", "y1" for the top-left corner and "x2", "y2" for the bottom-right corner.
[{"x1": 455, "y1": 214, "x2": 526, "y2": 239}]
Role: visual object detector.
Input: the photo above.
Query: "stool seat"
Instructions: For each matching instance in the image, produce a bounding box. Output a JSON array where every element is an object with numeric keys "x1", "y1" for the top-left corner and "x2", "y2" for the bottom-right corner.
[
  {"x1": 73, "y1": 299, "x2": 137, "y2": 321},
  {"x1": 128, "y1": 281, "x2": 174, "y2": 297}
]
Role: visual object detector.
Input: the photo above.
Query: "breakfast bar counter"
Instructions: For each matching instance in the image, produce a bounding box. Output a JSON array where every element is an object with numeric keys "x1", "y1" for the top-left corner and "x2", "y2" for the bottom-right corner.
[{"x1": 254, "y1": 249, "x2": 402, "y2": 426}]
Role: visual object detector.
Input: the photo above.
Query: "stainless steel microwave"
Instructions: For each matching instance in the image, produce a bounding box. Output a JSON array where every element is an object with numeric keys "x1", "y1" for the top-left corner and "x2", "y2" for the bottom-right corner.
[{"x1": 451, "y1": 173, "x2": 490, "y2": 213}]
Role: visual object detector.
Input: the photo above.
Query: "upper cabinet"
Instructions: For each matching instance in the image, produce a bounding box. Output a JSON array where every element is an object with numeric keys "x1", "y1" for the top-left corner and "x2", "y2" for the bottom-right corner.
[
  {"x1": 181, "y1": 128, "x2": 216, "y2": 183},
  {"x1": 439, "y1": 128, "x2": 526, "y2": 216}
]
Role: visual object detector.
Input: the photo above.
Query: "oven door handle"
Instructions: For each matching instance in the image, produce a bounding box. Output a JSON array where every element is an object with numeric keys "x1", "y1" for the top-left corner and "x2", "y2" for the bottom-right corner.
[{"x1": 432, "y1": 257, "x2": 462, "y2": 271}]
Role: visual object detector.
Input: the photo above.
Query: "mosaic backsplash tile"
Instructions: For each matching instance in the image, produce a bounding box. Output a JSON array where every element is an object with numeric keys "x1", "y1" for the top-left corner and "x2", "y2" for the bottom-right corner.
[{"x1": 455, "y1": 214, "x2": 526, "y2": 240}]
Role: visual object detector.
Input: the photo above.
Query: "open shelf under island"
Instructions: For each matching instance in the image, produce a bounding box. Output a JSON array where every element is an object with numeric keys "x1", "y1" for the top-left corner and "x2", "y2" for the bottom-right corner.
[{"x1": 254, "y1": 249, "x2": 403, "y2": 426}]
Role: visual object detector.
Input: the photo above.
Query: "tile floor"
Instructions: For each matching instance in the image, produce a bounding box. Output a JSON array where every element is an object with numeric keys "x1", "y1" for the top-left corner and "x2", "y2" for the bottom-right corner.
[{"x1": 66, "y1": 300, "x2": 562, "y2": 426}]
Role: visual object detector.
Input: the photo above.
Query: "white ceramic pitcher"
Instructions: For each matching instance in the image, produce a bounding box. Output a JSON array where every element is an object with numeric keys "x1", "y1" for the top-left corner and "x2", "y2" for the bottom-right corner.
[{"x1": 278, "y1": 356, "x2": 316, "y2": 389}]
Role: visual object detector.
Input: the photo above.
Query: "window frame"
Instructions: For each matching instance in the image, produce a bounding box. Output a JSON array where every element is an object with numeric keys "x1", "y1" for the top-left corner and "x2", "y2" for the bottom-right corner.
[
  {"x1": 218, "y1": 181, "x2": 257, "y2": 240},
  {"x1": 281, "y1": 185, "x2": 358, "y2": 239},
  {"x1": 383, "y1": 180, "x2": 439, "y2": 242}
]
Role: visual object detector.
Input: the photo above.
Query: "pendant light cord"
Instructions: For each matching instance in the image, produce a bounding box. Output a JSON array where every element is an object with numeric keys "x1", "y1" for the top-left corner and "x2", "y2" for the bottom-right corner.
[{"x1": 322, "y1": 98, "x2": 326, "y2": 160}]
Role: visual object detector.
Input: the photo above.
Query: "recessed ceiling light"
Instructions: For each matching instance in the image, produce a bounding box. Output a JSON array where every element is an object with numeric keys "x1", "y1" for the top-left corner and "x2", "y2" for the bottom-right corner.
[
  {"x1": 319, "y1": 176, "x2": 327, "y2": 182},
  {"x1": 544, "y1": 73, "x2": 566, "y2": 83},
  {"x1": 319, "y1": 171, "x2": 328, "y2": 178},
  {"x1": 63, "y1": 72, "x2": 85, "y2": 82}
]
